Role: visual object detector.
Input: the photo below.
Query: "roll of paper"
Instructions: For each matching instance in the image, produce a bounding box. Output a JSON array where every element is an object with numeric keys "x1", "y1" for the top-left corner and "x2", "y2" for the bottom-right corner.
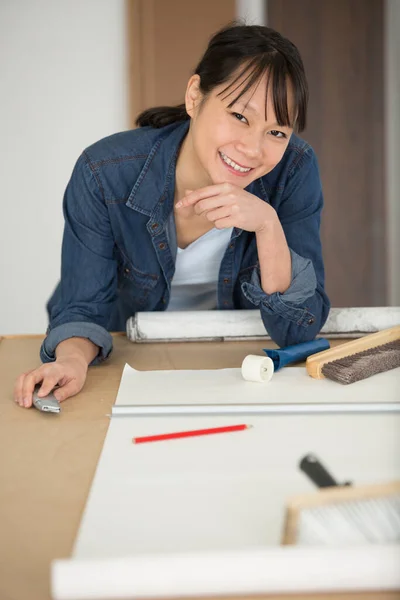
[
  {"x1": 126, "y1": 307, "x2": 400, "y2": 342},
  {"x1": 241, "y1": 355, "x2": 274, "y2": 382},
  {"x1": 52, "y1": 545, "x2": 400, "y2": 599}
]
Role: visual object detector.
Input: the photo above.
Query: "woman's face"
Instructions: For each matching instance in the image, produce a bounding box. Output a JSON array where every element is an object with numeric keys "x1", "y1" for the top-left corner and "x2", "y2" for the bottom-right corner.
[{"x1": 185, "y1": 71, "x2": 294, "y2": 188}]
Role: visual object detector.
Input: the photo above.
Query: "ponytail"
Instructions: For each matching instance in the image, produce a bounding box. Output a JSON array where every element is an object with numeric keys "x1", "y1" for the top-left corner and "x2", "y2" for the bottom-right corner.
[{"x1": 135, "y1": 103, "x2": 189, "y2": 128}]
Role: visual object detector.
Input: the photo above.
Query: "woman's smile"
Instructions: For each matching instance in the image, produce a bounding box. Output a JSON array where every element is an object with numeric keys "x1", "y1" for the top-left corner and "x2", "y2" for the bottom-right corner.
[{"x1": 218, "y1": 150, "x2": 254, "y2": 177}]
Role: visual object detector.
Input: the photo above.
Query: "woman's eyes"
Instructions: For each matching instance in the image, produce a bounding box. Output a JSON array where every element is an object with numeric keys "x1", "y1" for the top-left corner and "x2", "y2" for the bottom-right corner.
[
  {"x1": 231, "y1": 113, "x2": 287, "y2": 139},
  {"x1": 268, "y1": 130, "x2": 287, "y2": 139},
  {"x1": 232, "y1": 112, "x2": 248, "y2": 124}
]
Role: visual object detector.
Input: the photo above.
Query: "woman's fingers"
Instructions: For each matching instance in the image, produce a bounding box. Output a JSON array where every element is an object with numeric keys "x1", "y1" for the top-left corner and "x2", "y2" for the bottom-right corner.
[
  {"x1": 203, "y1": 205, "x2": 234, "y2": 223},
  {"x1": 14, "y1": 365, "x2": 61, "y2": 408},
  {"x1": 193, "y1": 195, "x2": 231, "y2": 216},
  {"x1": 53, "y1": 380, "x2": 81, "y2": 403},
  {"x1": 15, "y1": 369, "x2": 43, "y2": 407},
  {"x1": 14, "y1": 370, "x2": 33, "y2": 406},
  {"x1": 14, "y1": 356, "x2": 88, "y2": 410},
  {"x1": 214, "y1": 216, "x2": 236, "y2": 229},
  {"x1": 36, "y1": 375, "x2": 62, "y2": 399},
  {"x1": 20, "y1": 368, "x2": 56, "y2": 408},
  {"x1": 176, "y1": 183, "x2": 232, "y2": 208}
]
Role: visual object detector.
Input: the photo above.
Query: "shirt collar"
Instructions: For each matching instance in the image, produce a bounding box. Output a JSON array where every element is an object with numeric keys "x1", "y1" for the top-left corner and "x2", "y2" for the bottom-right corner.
[
  {"x1": 126, "y1": 120, "x2": 190, "y2": 217},
  {"x1": 125, "y1": 119, "x2": 269, "y2": 218}
]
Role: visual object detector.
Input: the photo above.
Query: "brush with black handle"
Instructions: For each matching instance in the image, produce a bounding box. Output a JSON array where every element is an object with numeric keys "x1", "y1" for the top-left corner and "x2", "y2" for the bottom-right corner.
[
  {"x1": 282, "y1": 454, "x2": 400, "y2": 545},
  {"x1": 299, "y1": 453, "x2": 351, "y2": 488}
]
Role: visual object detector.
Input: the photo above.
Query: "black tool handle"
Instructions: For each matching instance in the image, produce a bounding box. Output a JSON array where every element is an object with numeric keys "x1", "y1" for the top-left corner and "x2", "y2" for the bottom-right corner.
[{"x1": 299, "y1": 454, "x2": 340, "y2": 488}]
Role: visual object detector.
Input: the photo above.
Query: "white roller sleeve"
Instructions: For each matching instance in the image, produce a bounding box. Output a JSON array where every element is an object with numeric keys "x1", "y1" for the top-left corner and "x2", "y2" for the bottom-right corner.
[
  {"x1": 51, "y1": 545, "x2": 400, "y2": 599},
  {"x1": 126, "y1": 307, "x2": 400, "y2": 342},
  {"x1": 241, "y1": 354, "x2": 274, "y2": 382}
]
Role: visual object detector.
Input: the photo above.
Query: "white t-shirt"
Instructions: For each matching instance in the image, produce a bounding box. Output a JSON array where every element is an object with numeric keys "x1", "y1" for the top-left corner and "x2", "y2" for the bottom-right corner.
[{"x1": 167, "y1": 227, "x2": 233, "y2": 311}]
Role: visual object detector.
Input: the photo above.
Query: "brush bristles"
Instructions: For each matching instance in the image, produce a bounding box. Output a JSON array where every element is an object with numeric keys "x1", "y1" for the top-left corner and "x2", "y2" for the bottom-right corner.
[
  {"x1": 297, "y1": 493, "x2": 400, "y2": 545},
  {"x1": 321, "y1": 340, "x2": 400, "y2": 385}
]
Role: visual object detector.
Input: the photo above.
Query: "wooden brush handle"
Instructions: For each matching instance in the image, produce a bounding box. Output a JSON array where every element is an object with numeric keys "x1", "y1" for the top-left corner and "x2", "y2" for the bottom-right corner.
[{"x1": 306, "y1": 326, "x2": 400, "y2": 379}]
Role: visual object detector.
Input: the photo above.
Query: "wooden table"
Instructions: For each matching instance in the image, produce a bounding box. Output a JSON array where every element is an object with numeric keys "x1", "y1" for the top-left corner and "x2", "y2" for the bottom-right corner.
[{"x1": 0, "y1": 333, "x2": 398, "y2": 600}]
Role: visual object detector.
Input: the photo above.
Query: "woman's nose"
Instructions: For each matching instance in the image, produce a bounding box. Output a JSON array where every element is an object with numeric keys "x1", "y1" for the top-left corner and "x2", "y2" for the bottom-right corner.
[{"x1": 235, "y1": 135, "x2": 263, "y2": 162}]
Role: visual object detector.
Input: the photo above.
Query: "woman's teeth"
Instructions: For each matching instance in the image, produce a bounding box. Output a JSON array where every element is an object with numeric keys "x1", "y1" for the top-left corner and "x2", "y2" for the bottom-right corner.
[{"x1": 219, "y1": 151, "x2": 252, "y2": 173}]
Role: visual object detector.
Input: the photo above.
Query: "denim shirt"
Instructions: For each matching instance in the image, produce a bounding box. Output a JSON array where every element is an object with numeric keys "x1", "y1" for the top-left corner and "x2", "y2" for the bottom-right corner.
[{"x1": 41, "y1": 120, "x2": 330, "y2": 365}]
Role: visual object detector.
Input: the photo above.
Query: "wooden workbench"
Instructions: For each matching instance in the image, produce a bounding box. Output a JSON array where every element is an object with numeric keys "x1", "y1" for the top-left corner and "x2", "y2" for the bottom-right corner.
[{"x1": 0, "y1": 333, "x2": 398, "y2": 600}]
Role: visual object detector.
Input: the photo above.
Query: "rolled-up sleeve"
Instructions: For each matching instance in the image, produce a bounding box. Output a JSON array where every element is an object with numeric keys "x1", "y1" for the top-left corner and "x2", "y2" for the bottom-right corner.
[
  {"x1": 242, "y1": 148, "x2": 330, "y2": 347},
  {"x1": 40, "y1": 322, "x2": 113, "y2": 366},
  {"x1": 40, "y1": 151, "x2": 117, "y2": 365}
]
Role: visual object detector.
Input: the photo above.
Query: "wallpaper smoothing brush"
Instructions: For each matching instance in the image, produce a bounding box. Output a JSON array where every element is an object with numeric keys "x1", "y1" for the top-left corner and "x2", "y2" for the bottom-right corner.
[
  {"x1": 306, "y1": 326, "x2": 400, "y2": 384},
  {"x1": 282, "y1": 454, "x2": 400, "y2": 546}
]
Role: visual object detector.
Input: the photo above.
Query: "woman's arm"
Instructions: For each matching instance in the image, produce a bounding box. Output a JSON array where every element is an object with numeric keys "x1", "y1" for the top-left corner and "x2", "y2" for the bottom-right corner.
[
  {"x1": 55, "y1": 337, "x2": 100, "y2": 365},
  {"x1": 255, "y1": 216, "x2": 292, "y2": 294},
  {"x1": 241, "y1": 148, "x2": 330, "y2": 347},
  {"x1": 40, "y1": 152, "x2": 117, "y2": 365}
]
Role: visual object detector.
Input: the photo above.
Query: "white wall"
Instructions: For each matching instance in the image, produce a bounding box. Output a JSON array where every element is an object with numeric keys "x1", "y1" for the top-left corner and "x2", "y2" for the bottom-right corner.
[
  {"x1": 0, "y1": 0, "x2": 127, "y2": 334},
  {"x1": 1, "y1": 1, "x2": 398, "y2": 337},
  {"x1": 386, "y1": 0, "x2": 400, "y2": 305},
  {"x1": 236, "y1": 0, "x2": 266, "y2": 25}
]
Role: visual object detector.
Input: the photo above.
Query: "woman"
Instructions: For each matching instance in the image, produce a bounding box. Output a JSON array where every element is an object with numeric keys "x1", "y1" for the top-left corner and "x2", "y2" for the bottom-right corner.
[{"x1": 14, "y1": 23, "x2": 330, "y2": 408}]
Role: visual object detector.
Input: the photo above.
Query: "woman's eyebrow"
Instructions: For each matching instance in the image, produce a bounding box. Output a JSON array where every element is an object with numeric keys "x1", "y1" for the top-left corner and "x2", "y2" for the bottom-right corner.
[
  {"x1": 236, "y1": 105, "x2": 290, "y2": 127},
  {"x1": 234, "y1": 103, "x2": 286, "y2": 125},
  {"x1": 235, "y1": 102, "x2": 259, "y2": 114}
]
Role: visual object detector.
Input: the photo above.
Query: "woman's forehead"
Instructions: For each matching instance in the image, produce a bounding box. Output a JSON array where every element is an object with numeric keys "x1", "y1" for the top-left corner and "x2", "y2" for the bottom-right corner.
[{"x1": 215, "y1": 70, "x2": 296, "y2": 124}]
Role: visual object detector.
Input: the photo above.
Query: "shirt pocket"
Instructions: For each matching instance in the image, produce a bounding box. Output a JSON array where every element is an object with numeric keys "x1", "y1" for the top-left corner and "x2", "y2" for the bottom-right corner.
[{"x1": 116, "y1": 250, "x2": 159, "y2": 308}]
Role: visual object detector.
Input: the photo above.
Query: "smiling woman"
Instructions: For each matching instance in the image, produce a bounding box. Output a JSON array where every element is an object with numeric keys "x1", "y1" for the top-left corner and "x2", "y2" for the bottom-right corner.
[{"x1": 14, "y1": 22, "x2": 330, "y2": 408}]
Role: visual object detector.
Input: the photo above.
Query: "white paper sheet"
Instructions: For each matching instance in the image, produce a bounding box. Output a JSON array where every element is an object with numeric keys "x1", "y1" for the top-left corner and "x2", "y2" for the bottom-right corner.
[
  {"x1": 53, "y1": 363, "x2": 400, "y2": 599},
  {"x1": 113, "y1": 364, "x2": 400, "y2": 415},
  {"x1": 72, "y1": 408, "x2": 400, "y2": 559},
  {"x1": 52, "y1": 545, "x2": 400, "y2": 599}
]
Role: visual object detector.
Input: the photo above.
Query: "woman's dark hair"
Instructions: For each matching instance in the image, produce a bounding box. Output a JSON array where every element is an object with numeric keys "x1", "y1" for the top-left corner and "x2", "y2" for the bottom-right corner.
[{"x1": 135, "y1": 22, "x2": 308, "y2": 132}]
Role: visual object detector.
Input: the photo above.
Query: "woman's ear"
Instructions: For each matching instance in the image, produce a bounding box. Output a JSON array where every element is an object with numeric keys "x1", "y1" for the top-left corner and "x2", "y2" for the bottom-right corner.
[{"x1": 185, "y1": 74, "x2": 202, "y2": 118}]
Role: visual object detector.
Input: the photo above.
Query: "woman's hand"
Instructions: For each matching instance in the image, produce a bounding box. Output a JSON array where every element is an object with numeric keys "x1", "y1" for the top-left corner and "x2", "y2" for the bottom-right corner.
[
  {"x1": 176, "y1": 182, "x2": 292, "y2": 294},
  {"x1": 14, "y1": 355, "x2": 88, "y2": 408},
  {"x1": 175, "y1": 182, "x2": 276, "y2": 232}
]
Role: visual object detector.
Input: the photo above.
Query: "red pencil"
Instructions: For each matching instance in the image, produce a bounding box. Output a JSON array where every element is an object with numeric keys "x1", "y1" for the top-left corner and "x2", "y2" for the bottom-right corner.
[{"x1": 133, "y1": 423, "x2": 252, "y2": 444}]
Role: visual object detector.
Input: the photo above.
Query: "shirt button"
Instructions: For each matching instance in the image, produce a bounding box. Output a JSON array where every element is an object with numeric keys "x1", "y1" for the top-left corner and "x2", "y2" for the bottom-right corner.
[
  {"x1": 229, "y1": 243, "x2": 234, "y2": 249},
  {"x1": 124, "y1": 268, "x2": 130, "y2": 274},
  {"x1": 223, "y1": 278, "x2": 230, "y2": 284},
  {"x1": 159, "y1": 242, "x2": 166, "y2": 250},
  {"x1": 152, "y1": 223, "x2": 159, "y2": 229}
]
